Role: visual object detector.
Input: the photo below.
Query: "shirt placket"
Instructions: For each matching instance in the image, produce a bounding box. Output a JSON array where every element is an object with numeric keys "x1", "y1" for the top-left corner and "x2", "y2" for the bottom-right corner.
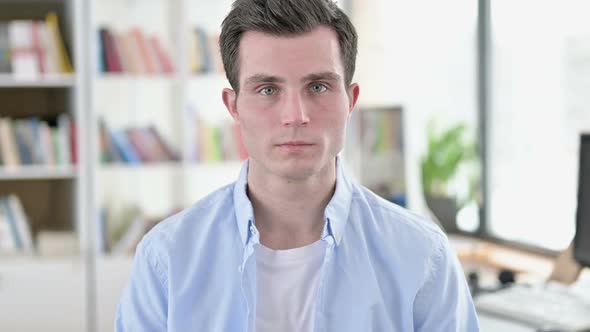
[
  {"x1": 240, "y1": 219, "x2": 259, "y2": 332},
  {"x1": 313, "y1": 218, "x2": 336, "y2": 332}
]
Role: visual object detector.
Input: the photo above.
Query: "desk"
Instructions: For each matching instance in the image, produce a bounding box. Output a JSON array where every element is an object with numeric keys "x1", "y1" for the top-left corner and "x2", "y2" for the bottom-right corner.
[
  {"x1": 478, "y1": 313, "x2": 536, "y2": 332},
  {"x1": 450, "y1": 236, "x2": 590, "y2": 332},
  {"x1": 448, "y1": 235, "x2": 553, "y2": 331},
  {"x1": 449, "y1": 235, "x2": 555, "y2": 287}
]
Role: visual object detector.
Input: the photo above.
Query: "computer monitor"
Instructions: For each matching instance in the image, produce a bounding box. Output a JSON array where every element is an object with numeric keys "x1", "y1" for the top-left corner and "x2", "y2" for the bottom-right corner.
[{"x1": 574, "y1": 134, "x2": 590, "y2": 267}]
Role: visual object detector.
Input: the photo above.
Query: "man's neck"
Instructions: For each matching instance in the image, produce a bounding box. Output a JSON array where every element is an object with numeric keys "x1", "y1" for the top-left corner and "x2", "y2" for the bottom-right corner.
[{"x1": 247, "y1": 159, "x2": 337, "y2": 250}]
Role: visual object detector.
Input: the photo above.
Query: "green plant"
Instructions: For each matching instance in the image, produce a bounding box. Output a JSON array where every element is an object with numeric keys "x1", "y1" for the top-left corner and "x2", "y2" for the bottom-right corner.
[{"x1": 421, "y1": 121, "x2": 477, "y2": 201}]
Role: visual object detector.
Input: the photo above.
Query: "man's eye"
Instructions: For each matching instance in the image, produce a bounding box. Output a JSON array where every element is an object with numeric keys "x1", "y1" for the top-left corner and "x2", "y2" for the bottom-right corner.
[
  {"x1": 311, "y1": 83, "x2": 328, "y2": 93},
  {"x1": 259, "y1": 87, "x2": 276, "y2": 96}
]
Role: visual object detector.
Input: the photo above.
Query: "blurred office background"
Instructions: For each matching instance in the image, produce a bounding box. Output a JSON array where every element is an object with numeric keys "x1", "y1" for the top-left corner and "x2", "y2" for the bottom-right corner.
[{"x1": 0, "y1": 0, "x2": 588, "y2": 331}]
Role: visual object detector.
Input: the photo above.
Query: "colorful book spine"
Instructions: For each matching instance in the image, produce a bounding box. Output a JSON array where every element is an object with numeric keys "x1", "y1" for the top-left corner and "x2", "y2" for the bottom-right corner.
[
  {"x1": 110, "y1": 130, "x2": 141, "y2": 164},
  {"x1": 0, "y1": 23, "x2": 10, "y2": 73},
  {"x1": 99, "y1": 28, "x2": 122, "y2": 73},
  {"x1": 0, "y1": 195, "x2": 33, "y2": 253},
  {"x1": 45, "y1": 12, "x2": 73, "y2": 73}
]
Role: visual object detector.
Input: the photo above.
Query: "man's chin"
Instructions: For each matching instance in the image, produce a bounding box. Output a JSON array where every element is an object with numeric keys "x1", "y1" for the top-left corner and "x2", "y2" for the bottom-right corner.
[
  {"x1": 273, "y1": 163, "x2": 316, "y2": 180},
  {"x1": 250, "y1": 154, "x2": 333, "y2": 181},
  {"x1": 271, "y1": 158, "x2": 333, "y2": 181}
]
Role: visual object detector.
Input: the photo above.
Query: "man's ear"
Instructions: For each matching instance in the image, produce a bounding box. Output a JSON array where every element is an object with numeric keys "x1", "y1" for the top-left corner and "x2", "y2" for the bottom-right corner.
[
  {"x1": 222, "y1": 88, "x2": 238, "y2": 121},
  {"x1": 347, "y1": 83, "x2": 360, "y2": 116}
]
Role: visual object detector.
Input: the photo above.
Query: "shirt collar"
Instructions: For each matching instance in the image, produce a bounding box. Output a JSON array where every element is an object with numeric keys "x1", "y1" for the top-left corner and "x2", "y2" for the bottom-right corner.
[
  {"x1": 233, "y1": 160, "x2": 255, "y2": 247},
  {"x1": 323, "y1": 156, "x2": 354, "y2": 245},
  {"x1": 233, "y1": 156, "x2": 354, "y2": 247}
]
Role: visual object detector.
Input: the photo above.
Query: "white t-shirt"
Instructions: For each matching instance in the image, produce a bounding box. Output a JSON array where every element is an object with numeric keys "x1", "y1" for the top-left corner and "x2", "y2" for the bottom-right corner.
[{"x1": 255, "y1": 239, "x2": 326, "y2": 332}]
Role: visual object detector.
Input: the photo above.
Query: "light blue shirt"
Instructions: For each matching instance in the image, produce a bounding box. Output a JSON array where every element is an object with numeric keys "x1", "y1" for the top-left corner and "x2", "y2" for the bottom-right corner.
[{"x1": 116, "y1": 159, "x2": 480, "y2": 331}]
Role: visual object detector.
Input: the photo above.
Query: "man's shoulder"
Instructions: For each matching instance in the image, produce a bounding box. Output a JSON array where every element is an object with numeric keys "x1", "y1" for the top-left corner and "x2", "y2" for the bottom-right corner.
[
  {"x1": 140, "y1": 182, "x2": 237, "y2": 252},
  {"x1": 353, "y1": 185, "x2": 446, "y2": 246},
  {"x1": 348, "y1": 185, "x2": 454, "y2": 288}
]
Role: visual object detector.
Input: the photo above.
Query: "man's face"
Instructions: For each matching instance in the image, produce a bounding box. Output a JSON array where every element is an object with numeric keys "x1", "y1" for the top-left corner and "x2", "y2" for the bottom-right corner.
[{"x1": 223, "y1": 26, "x2": 359, "y2": 181}]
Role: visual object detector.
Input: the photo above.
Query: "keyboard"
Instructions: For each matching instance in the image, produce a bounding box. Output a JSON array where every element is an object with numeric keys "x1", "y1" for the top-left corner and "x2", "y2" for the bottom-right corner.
[{"x1": 475, "y1": 283, "x2": 590, "y2": 331}]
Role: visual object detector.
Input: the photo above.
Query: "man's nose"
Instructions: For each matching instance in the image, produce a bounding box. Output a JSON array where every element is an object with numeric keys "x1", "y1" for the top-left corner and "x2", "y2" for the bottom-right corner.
[{"x1": 280, "y1": 92, "x2": 310, "y2": 126}]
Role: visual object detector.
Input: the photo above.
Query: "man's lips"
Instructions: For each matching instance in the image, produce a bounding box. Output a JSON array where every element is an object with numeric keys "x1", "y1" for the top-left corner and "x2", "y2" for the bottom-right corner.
[
  {"x1": 275, "y1": 141, "x2": 315, "y2": 152},
  {"x1": 276, "y1": 141, "x2": 314, "y2": 146}
]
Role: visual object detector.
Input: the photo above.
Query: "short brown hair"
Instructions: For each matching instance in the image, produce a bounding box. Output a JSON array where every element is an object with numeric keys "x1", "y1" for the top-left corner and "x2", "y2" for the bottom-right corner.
[{"x1": 219, "y1": 0, "x2": 357, "y2": 93}]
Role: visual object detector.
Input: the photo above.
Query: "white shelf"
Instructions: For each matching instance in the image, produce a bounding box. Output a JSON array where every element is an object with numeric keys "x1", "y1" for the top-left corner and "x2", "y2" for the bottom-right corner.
[
  {"x1": 99, "y1": 161, "x2": 183, "y2": 171},
  {"x1": 97, "y1": 74, "x2": 178, "y2": 82},
  {"x1": 185, "y1": 160, "x2": 243, "y2": 172},
  {"x1": 98, "y1": 161, "x2": 243, "y2": 171},
  {"x1": 0, "y1": 165, "x2": 78, "y2": 180},
  {"x1": 96, "y1": 73, "x2": 226, "y2": 83},
  {"x1": 188, "y1": 72, "x2": 226, "y2": 79},
  {"x1": 0, "y1": 74, "x2": 76, "y2": 88},
  {"x1": 0, "y1": 253, "x2": 36, "y2": 261}
]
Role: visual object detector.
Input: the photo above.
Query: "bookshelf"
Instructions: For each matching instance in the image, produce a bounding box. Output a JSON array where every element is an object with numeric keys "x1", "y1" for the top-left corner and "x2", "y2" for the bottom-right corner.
[
  {"x1": 91, "y1": 0, "x2": 242, "y2": 258},
  {"x1": 0, "y1": 0, "x2": 353, "y2": 331},
  {"x1": 0, "y1": 165, "x2": 77, "y2": 180},
  {"x1": 0, "y1": 0, "x2": 88, "y2": 331},
  {"x1": 0, "y1": 73, "x2": 75, "y2": 87},
  {"x1": 90, "y1": 1, "x2": 242, "y2": 330}
]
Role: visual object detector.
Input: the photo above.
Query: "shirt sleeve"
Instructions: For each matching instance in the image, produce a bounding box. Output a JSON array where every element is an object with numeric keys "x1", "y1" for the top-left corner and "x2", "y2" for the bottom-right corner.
[
  {"x1": 115, "y1": 237, "x2": 168, "y2": 332},
  {"x1": 413, "y1": 233, "x2": 480, "y2": 332}
]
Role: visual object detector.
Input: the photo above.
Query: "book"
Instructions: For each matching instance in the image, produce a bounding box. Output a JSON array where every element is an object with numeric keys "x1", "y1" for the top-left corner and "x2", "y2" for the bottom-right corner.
[
  {"x1": 51, "y1": 129, "x2": 63, "y2": 165},
  {"x1": 31, "y1": 22, "x2": 46, "y2": 74},
  {"x1": 0, "y1": 118, "x2": 20, "y2": 167},
  {"x1": 27, "y1": 117, "x2": 44, "y2": 164},
  {"x1": 209, "y1": 34, "x2": 224, "y2": 73},
  {"x1": 111, "y1": 215, "x2": 144, "y2": 255},
  {"x1": 194, "y1": 27, "x2": 211, "y2": 72},
  {"x1": 125, "y1": 30, "x2": 145, "y2": 74},
  {"x1": 0, "y1": 15, "x2": 72, "y2": 77},
  {"x1": 45, "y1": 12, "x2": 73, "y2": 73},
  {"x1": 39, "y1": 121, "x2": 56, "y2": 165},
  {"x1": 186, "y1": 109, "x2": 247, "y2": 162},
  {"x1": 69, "y1": 119, "x2": 77, "y2": 164},
  {"x1": 0, "y1": 201, "x2": 17, "y2": 252},
  {"x1": 13, "y1": 120, "x2": 33, "y2": 165},
  {"x1": 107, "y1": 204, "x2": 143, "y2": 255},
  {"x1": 146, "y1": 126, "x2": 180, "y2": 161},
  {"x1": 5, "y1": 194, "x2": 33, "y2": 253},
  {"x1": 114, "y1": 33, "x2": 133, "y2": 73},
  {"x1": 0, "y1": 116, "x2": 79, "y2": 168},
  {"x1": 98, "y1": 118, "x2": 121, "y2": 163},
  {"x1": 0, "y1": 22, "x2": 11, "y2": 73},
  {"x1": 0, "y1": 197, "x2": 21, "y2": 250},
  {"x1": 57, "y1": 114, "x2": 72, "y2": 165},
  {"x1": 99, "y1": 28, "x2": 122, "y2": 73},
  {"x1": 97, "y1": 27, "x2": 174, "y2": 75},
  {"x1": 105, "y1": 205, "x2": 176, "y2": 255},
  {"x1": 187, "y1": 28, "x2": 200, "y2": 73},
  {"x1": 8, "y1": 20, "x2": 39, "y2": 80},
  {"x1": 130, "y1": 28, "x2": 157, "y2": 74},
  {"x1": 125, "y1": 127, "x2": 159, "y2": 162},
  {"x1": 39, "y1": 22, "x2": 60, "y2": 75},
  {"x1": 149, "y1": 36, "x2": 174, "y2": 74},
  {"x1": 110, "y1": 129, "x2": 141, "y2": 163}
]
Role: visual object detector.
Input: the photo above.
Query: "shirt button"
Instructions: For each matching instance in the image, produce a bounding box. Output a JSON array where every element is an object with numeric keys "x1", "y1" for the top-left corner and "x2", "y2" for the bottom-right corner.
[
  {"x1": 238, "y1": 265, "x2": 243, "y2": 272},
  {"x1": 250, "y1": 226, "x2": 257, "y2": 234}
]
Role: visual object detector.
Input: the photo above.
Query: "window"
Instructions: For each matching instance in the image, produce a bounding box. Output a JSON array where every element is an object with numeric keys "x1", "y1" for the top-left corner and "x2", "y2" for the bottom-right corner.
[{"x1": 488, "y1": 0, "x2": 590, "y2": 250}]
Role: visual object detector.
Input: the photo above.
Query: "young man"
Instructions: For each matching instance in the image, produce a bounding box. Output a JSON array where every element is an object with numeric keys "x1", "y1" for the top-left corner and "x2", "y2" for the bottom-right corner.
[{"x1": 116, "y1": 0, "x2": 480, "y2": 331}]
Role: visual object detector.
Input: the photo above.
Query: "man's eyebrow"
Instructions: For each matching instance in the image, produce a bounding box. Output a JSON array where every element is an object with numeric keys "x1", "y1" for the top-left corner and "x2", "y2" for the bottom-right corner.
[
  {"x1": 244, "y1": 74, "x2": 285, "y2": 85},
  {"x1": 302, "y1": 72, "x2": 342, "y2": 83}
]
